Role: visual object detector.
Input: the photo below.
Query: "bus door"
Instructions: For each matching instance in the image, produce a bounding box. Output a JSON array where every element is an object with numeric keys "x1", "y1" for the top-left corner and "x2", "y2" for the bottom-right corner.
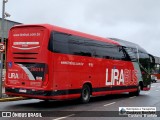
[{"x1": 138, "y1": 53, "x2": 155, "y2": 89}]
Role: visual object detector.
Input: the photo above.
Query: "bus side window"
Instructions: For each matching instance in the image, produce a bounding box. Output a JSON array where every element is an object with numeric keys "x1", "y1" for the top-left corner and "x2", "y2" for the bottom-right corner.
[
  {"x1": 53, "y1": 32, "x2": 69, "y2": 54},
  {"x1": 48, "y1": 31, "x2": 69, "y2": 54},
  {"x1": 68, "y1": 35, "x2": 92, "y2": 57}
]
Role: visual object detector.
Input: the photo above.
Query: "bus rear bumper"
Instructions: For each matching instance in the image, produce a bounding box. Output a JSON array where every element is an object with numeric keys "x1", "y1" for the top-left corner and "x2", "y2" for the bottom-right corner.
[
  {"x1": 142, "y1": 87, "x2": 150, "y2": 91},
  {"x1": 142, "y1": 85, "x2": 151, "y2": 91}
]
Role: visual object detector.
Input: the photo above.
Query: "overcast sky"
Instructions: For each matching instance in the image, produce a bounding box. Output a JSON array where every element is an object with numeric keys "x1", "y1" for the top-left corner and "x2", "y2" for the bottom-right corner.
[{"x1": 1, "y1": 0, "x2": 160, "y2": 56}]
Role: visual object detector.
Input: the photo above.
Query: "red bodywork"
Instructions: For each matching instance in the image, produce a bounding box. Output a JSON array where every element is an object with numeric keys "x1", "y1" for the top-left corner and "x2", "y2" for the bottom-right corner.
[{"x1": 5, "y1": 24, "x2": 139, "y2": 100}]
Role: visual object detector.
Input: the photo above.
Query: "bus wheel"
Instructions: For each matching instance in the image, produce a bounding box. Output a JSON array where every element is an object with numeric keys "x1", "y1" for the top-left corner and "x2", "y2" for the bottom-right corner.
[
  {"x1": 129, "y1": 85, "x2": 141, "y2": 96},
  {"x1": 80, "y1": 84, "x2": 91, "y2": 103}
]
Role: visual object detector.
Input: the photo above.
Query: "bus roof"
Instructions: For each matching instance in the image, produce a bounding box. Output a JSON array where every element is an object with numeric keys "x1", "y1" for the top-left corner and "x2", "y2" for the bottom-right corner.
[{"x1": 11, "y1": 24, "x2": 120, "y2": 45}]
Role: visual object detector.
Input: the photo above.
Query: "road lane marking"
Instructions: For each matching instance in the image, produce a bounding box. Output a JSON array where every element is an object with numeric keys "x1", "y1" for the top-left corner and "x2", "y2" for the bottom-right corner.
[
  {"x1": 151, "y1": 86, "x2": 155, "y2": 88},
  {"x1": 104, "y1": 102, "x2": 116, "y2": 106},
  {"x1": 145, "y1": 92, "x2": 150, "y2": 94},
  {"x1": 53, "y1": 114, "x2": 75, "y2": 120},
  {"x1": 129, "y1": 96, "x2": 136, "y2": 99},
  {"x1": 155, "y1": 90, "x2": 159, "y2": 92}
]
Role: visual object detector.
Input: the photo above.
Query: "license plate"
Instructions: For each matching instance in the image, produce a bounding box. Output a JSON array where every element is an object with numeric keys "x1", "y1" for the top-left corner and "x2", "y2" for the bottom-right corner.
[{"x1": 19, "y1": 89, "x2": 27, "y2": 93}]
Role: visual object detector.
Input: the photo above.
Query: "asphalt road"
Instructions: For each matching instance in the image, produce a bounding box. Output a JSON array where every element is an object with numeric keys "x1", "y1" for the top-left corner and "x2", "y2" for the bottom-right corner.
[{"x1": 0, "y1": 82, "x2": 160, "y2": 120}]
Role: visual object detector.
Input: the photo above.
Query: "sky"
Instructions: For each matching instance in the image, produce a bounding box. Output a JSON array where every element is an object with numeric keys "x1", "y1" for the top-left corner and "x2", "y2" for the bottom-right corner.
[{"x1": 1, "y1": 0, "x2": 160, "y2": 56}]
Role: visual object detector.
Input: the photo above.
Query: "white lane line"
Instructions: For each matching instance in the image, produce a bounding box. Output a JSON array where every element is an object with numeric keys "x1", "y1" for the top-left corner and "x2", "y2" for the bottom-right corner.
[
  {"x1": 104, "y1": 102, "x2": 116, "y2": 106},
  {"x1": 129, "y1": 96, "x2": 136, "y2": 99},
  {"x1": 145, "y1": 92, "x2": 150, "y2": 95},
  {"x1": 53, "y1": 114, "x2": 75, "y2": 120},
  {"x1": 151, "y1": 86, "x2": 155, "y2": 88},
  {"x1": 155, "y1": 90, "x2": 159, "y2": 92}
]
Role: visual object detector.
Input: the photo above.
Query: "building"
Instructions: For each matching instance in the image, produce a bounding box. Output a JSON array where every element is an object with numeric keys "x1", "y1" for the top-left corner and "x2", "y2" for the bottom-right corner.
[
  {"x1": 0, "y1": 18, "x2": 21, "y2": 39},
  {"x1": 0, "y1": 18, "x2": 21, "y2": 68}
]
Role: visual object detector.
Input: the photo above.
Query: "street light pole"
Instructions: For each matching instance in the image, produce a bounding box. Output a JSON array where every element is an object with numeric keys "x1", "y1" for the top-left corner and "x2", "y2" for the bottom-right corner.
[{"x1": 0, "y1": 0, "x2": 9, "y2": 98}]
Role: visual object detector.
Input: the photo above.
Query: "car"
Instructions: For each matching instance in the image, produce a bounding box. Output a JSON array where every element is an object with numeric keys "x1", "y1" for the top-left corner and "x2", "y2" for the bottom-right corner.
[{"x1": 151, "y1": 75, "x2": 157, "y2": 83}]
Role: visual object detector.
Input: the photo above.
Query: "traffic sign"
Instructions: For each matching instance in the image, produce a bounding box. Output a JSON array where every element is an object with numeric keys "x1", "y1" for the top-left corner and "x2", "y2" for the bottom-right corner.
[{"x1": 0, "y1": 43, "x2": 5, "y2": 52}]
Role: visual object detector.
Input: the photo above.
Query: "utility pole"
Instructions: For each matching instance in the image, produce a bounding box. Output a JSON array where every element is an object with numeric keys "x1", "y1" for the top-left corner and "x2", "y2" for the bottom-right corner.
[{"x1": 0, "y1": 0, "x2": 10, "y2": 98}]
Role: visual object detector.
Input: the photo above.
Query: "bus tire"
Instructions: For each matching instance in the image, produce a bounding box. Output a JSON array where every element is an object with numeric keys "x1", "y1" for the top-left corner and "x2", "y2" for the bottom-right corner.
[
  {"x1": 80, "y1": 84, "x2": 91, "y2": 103},
  {"x1": 129, "y1": 85, "x2": 141, "y2": 96}
]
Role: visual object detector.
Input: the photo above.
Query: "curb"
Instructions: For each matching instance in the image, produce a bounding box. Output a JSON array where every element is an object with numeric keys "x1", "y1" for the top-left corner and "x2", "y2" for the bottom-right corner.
[{"x1": 0, "y1": 97, "x2": 27, "y2": 102}]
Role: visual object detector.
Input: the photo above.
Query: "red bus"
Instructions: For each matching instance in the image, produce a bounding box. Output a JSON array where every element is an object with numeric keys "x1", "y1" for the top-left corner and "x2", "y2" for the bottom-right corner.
[{"x1": 5, "y1": 24, "x2": 154, "y2": 103}]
